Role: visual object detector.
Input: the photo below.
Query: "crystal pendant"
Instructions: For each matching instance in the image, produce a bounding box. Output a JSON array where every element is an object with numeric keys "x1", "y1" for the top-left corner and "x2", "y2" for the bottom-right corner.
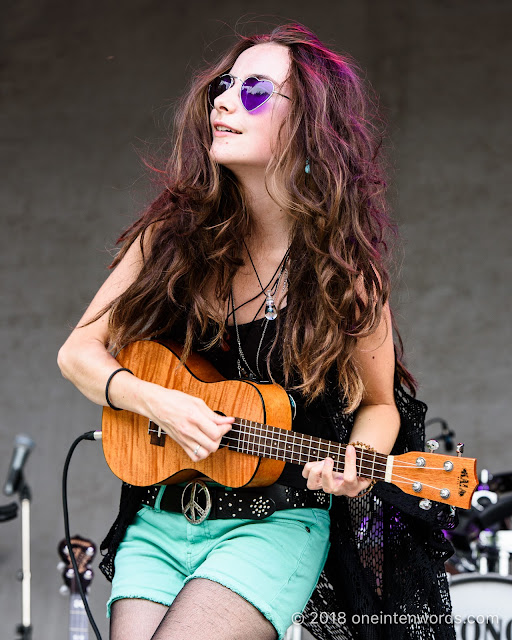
[{"x1": 264, "y1": 291, "x2": 277, "y2": 320}]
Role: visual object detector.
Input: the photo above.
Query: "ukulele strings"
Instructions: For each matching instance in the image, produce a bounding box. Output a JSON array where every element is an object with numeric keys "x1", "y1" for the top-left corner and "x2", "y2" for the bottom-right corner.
[
  {"x1": 148, "y1": 424, "x2": 446, "y2": 470},
  {"x1": 227, "y1": 421, "x2": 453, "y2": 471},
  {"x1": 388, "y1": 475, "x2": 449, "y2": 492},
  {"x1": 230, "y1": 420, "x2": 388, "y2": 463},
  {"x1": 147, "y1": 423, "x2": 453, "y2": 490},
  {"x1": 221, "y1": 424, "x2": 387, "y2": 478},
  {"x1": 224, "y1": 430, "x2": 453, "y2": 493},
  {"x1": 220, "y1": 433, "x2": 453, "y2": 493},
  {"x1": 224, "y1": 423, "x2": 455, "y2": 491},
  {"x1": 146, "y1": 423, "x2": 386, "y2": 477}
]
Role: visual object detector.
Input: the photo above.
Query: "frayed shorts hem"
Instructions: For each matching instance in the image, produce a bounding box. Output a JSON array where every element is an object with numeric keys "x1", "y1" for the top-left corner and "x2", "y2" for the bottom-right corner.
[
  {"x1": 107, "y1": 593, "x2": 172, "y2": 618},
  {"x1": 107, "y1": 575, "x2": 287, "y2": 639}
]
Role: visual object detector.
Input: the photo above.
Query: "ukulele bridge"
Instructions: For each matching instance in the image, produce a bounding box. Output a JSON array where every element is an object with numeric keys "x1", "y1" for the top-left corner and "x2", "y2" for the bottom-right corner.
[{"x1": 149, "y1": 421, "x2": 166, "y2": 447}]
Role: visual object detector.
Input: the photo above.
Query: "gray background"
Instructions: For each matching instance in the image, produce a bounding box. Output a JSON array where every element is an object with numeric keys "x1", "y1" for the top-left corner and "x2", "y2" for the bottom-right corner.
[{"x1": 1, "y1": 1, "x2": 510, "y2": 638}]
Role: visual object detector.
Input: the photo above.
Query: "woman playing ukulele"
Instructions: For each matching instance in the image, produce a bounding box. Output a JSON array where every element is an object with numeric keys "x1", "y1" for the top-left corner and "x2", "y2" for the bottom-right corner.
[{"x1": 58, "y1": 23, "x2": 456, "y2": 640}]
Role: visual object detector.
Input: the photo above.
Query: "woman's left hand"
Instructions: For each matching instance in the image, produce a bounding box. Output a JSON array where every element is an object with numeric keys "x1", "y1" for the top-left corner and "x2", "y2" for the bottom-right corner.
[{"x1": 302, "y1": 444, "x2": 373, "y2": 497}]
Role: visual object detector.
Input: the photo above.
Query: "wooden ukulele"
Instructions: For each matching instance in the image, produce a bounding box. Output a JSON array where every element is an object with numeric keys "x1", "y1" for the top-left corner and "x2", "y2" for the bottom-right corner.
[
  {"x1": 58, "y1": 536, "x2": 96, "y2": 640},
  {"x1": 102, "y1": 340, "x2": 477, "y2": 510}
]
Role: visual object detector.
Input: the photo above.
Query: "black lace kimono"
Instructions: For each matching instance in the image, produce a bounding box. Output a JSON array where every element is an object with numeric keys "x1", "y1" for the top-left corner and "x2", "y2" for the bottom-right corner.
[{"x1": 99, "y1": 366, "x2": 457, "y2": 640}]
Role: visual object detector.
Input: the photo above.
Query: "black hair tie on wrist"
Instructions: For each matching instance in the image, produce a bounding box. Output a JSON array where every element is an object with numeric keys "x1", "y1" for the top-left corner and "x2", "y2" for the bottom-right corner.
[{"x1": 105, "y1": 367, "x2": 134, "y2": 411}]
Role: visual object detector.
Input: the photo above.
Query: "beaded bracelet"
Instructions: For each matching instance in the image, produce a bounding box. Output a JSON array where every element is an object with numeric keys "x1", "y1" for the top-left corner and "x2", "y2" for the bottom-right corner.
[
  {"x1": 105, "y1": 367, "x2": 134, "y2": 411},
  {"x1": 348, "y1": 440, "x2": 376, "y2": 453},
  {"x1": 347, "y1": 441, "x2": 377, "y2": 498}
]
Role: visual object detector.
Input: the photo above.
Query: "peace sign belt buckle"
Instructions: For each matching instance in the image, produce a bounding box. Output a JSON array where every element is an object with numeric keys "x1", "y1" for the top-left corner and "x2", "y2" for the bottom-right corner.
[{"x1": 181, "y1": 480, "x2": 212, "y2": 525}]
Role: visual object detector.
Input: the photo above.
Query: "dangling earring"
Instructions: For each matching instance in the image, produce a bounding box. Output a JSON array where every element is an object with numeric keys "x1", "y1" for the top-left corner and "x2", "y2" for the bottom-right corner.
[{"x1": 305, "y1": 157, "x2": 311, "y2": 174}]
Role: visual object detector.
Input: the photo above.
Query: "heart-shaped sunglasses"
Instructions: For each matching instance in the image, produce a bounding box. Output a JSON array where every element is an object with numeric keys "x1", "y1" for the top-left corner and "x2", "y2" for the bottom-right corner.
[{"x1": 208, "y1": 73, "x2": 290, "y2": 113}]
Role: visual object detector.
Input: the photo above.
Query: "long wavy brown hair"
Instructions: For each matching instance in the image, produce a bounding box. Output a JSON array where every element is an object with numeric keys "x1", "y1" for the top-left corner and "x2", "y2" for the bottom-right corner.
[{"x1": 99, "y1": 23, "x2": 416, "y2": 411}]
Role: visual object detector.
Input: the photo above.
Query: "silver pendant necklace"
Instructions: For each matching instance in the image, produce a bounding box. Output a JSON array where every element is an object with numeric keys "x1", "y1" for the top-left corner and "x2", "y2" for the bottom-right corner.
[
  {"x1": 230, "y1": 265, "x2": 288, "y2": 381},
  {"x1": 230, "y1": 289, "x2": 261, "y2": 381}
]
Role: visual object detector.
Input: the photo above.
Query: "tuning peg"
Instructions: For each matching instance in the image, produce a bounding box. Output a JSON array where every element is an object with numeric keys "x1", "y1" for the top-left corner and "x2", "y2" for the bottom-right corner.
[
  {"x1": 419, "y1": 499, "x2": 432, "y2": 511},
  {"x1": 59, "y1": 584, "x2": 70, "y2": 596},
  {"x1": 57, "y1": 561, "x2": 66, "y2": 572},
  {"x1": 426, "y1": 439, "x2": 439, "y2": 453},
  {"x1": 456, "y1": 443, "x2": 464, "y2": 457},
  {"x1": 84, "y1": 569, "x2": 93, "y2": 581},
  {"x1": 86, "y1": 546, "x2": 95, "y2": 556}
]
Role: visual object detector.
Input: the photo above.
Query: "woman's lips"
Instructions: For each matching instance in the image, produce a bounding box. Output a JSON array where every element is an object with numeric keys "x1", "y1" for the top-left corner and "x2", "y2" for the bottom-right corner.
[
  {"x1": 213, "y1": 130, "x2": 242, "y2": 137},
  {"x1": 213, "y1": 121, "x2": 243, "y2": 135}
]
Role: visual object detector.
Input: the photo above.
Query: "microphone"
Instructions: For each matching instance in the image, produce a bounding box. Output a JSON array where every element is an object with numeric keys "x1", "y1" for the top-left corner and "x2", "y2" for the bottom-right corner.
[{"x1": 3, "y1": 434, "x2": 35, "y2": 496}]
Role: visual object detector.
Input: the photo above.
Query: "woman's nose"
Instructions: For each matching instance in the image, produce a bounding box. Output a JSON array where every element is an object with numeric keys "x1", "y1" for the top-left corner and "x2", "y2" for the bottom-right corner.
[{"x1": 214, "y1": 82, "x2": 239, "y2": 113}]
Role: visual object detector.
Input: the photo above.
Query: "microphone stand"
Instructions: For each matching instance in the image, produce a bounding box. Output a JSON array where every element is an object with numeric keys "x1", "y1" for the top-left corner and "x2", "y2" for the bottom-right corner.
[{"x1": 15, "y1": 472, "x2": 32, "y2": 640}]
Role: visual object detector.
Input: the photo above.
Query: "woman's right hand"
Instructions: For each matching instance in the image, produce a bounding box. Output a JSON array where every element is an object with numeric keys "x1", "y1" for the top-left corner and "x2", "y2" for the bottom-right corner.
[{"x1": 142, "y1": 383, "x2": 235, "y2": 461}]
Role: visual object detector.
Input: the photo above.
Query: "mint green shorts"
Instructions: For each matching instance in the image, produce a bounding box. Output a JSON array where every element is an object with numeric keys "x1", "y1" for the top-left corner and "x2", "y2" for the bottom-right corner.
[{"x1": 108, "y1": 486, "x2": 331, "y2": 639}]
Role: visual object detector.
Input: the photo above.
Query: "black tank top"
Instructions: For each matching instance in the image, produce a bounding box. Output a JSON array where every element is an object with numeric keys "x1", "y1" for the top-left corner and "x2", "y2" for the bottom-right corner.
[{"x1": 160, "y1": 308, "x2": 337, "y2": 488}]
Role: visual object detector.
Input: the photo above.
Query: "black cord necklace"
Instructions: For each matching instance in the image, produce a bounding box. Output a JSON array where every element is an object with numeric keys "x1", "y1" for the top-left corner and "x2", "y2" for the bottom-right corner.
[
  {"x1": 225, "y1": 241, "x2": 291, "y2": 380},
  {"x1": 242, "y1": 240, "x2": 290, "y2": 321},
  {"x1": 221, "y1": 267, "x2": 279, "y2": 356},
  {"x1": 226, "y1": 244, "x2": 289, "y2": 324},
  {"x1": 230, "y1": 267, "x2": 288, "y2": 381}
]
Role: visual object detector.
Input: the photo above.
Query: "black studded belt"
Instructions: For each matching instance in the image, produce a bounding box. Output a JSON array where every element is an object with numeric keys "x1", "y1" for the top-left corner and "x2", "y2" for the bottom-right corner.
[{"x1": 141, "y1": 480, "x2": 330, "y2": 525}]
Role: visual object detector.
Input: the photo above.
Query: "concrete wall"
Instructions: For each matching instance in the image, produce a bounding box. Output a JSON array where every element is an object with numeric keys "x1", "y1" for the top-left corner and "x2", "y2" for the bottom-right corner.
[{"x1": 1, "y1": 1, "x2": 510, "y2": 637}]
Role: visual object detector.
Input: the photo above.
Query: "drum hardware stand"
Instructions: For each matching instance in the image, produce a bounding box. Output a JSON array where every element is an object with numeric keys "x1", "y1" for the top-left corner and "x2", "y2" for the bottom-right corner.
[
  {"x1": 471, "y1": 468, "x2": 499, "y2": 511},
  {"x1": 477, "y1": 530, "x2": 512, "y2": 576},
  {"x1": 1, "y1": 472, "x2": 33, "y2": 640},
  {"x1": 285, "y1": 623, "x2": 303, "y2": 640},
  {"x1": 18, "y1": 475, "x2": 32, "y2": 640}
]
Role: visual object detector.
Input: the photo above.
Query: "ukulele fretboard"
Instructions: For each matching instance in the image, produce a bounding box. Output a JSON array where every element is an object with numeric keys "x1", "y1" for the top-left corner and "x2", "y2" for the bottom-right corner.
[{"x1": 221, "y1": 419, "x2": 388, "y2": 481}]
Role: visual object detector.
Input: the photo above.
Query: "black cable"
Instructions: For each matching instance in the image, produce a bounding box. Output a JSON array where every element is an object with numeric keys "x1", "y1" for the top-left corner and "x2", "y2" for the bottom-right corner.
[
  {"x1": 425, "y1": 417, "x2": 455, "y2": 452},
  {"x1": 0, "y1": 501, "x2": 18, "y2": 522},
  {"x1": 62, "y1": 431, "x2": 103, "y2": 640}
]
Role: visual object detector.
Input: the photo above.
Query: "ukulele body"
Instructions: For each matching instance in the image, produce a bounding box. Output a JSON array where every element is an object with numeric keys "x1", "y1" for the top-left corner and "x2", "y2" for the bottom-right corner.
[
  {"x1": 101, "y1": 341, "x2": 478, "y2": 510},
  {"x1": 102, "y1": 340, "x2": 291, "y2": 488}
]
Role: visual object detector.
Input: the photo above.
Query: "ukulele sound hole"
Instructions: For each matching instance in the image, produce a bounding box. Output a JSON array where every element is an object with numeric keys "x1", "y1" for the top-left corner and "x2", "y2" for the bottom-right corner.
[{"x1": 149, "y1": 421, "x2": 166, "y2": 447}]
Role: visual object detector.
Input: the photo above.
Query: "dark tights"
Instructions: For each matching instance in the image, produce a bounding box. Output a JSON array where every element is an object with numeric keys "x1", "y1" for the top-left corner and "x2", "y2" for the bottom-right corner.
[{"x1": 110, "y1": 578, "x2": 278, "y2": 640}]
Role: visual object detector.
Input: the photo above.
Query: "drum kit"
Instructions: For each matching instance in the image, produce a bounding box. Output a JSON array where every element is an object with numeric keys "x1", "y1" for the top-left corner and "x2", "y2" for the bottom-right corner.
[{"x1": 429, "y1": 418, "x2": 512, "y2": 639}]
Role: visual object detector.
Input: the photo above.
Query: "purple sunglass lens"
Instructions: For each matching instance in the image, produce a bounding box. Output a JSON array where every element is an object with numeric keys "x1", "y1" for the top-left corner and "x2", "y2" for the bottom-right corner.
[{"x1": 240, "y1": 77, "x2": 274, "y2": 112}]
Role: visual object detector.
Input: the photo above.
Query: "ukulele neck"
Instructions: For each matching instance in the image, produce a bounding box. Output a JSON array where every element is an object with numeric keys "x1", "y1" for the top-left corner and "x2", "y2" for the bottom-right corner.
[
  {"x1": 69, "y1": 593, "x2": 88, "y2": 640},
  {"x1": 221, "y1": 419, "x2": 389, "y2": 482}
]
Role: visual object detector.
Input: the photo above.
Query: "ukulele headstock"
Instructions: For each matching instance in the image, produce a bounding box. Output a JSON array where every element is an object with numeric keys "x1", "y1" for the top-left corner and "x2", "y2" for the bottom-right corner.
[
  {"x1": 57, "y1": 536, "x2": 96, "y2": 595},
  {"x1": 391, "y1": 444, "x2": 477, "y2": 510}
]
